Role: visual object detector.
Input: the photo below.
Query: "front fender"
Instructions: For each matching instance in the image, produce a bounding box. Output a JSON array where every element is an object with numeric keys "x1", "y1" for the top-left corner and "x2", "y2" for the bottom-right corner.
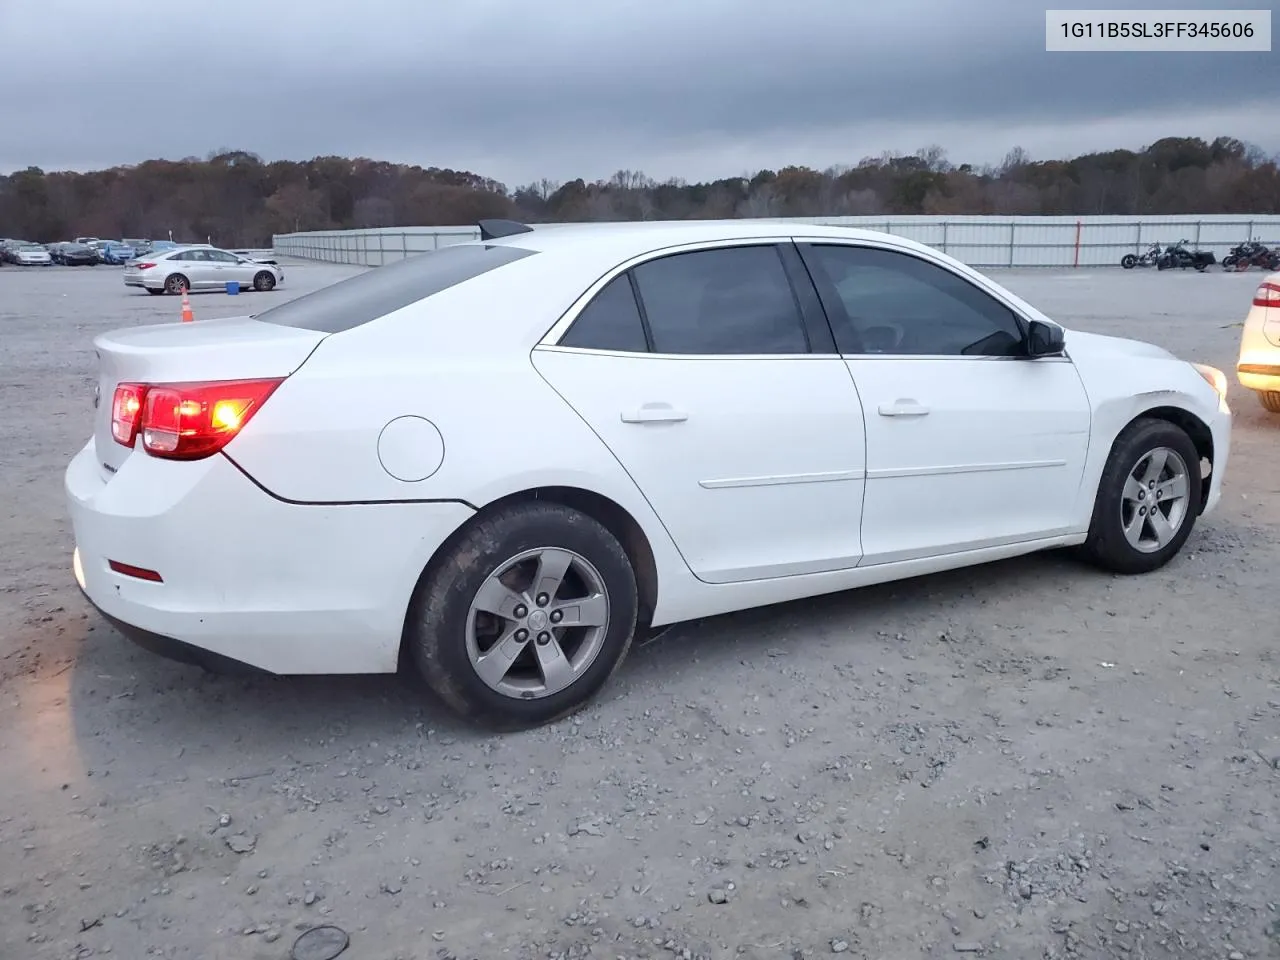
[{"x1": 1070, "y1": 356, "x2": 1228, "y2": 528}]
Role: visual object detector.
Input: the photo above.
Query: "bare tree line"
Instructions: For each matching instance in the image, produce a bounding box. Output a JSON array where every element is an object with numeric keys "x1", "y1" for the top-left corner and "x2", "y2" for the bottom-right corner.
[{"x1": 1, "y1": 136, "x2": 1276, "y2": 247}]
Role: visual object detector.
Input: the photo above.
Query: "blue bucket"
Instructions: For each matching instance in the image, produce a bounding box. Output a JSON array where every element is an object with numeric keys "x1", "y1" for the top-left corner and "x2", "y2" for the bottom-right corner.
[{"x1": 225, "y1": 281, "x2": 240, "y2": 295}]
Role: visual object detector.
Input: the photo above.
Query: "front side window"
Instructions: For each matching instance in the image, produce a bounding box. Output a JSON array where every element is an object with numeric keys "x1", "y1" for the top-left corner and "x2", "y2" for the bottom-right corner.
[
  {"x1": 805, "y1": 245, "x2": 1025, "y2": 357},
  {"x1": 630, "y1": 245, "x2": 810, "y2": 355}
]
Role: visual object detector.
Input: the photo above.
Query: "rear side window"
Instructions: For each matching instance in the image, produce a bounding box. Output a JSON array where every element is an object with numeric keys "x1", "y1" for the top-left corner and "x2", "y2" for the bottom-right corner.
[
  {"x1": 630, "y1": 246, "x2": 810, "y2": 355},
  {"x1": 255, "y1": 243, "x2": 538, "y2": 333},
  {"x1": 559, "y1": 275, "x2": 650, "y2": 352}
]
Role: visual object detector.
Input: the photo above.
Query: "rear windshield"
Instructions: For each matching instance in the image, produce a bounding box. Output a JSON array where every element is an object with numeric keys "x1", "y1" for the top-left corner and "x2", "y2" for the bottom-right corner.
[{"x1": 254, "y1": 243, "x2": 537, "y2": 333}]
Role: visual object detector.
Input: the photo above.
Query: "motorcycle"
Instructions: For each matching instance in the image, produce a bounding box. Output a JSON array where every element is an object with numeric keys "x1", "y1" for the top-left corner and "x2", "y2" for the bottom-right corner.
[
  {"x1": 1157, "y1": 239, "x2": 1216, "y2": 272},
  {"x1": 1121, "y1": 242, "x2": 1164, "y2": 269},
  {"x1": 1222, "y1": 237, "x2": 1280, "y2": 272}
]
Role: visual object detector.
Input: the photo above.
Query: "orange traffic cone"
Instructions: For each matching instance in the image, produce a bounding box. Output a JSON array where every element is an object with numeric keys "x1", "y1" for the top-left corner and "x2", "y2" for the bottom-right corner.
[{"x1": 180, "y1": 290, "x2": 194, "y2": 323}]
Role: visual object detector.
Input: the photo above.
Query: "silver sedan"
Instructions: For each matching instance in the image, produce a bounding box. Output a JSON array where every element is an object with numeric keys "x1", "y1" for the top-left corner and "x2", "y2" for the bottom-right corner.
[{"x1": 123, "y1": 245, "x2": 284, "y2": 295}]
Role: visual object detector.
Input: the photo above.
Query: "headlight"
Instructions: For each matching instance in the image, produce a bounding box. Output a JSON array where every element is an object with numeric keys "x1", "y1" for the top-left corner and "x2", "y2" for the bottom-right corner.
[{"x1": 1191, "y1": 362, "x2": 1227, "y2": 398}]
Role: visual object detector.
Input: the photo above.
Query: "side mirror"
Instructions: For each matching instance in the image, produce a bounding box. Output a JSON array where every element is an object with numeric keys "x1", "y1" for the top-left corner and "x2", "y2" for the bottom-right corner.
[{"x1": 1027, "y1": 319, "x2": 1065, "y2": 357}]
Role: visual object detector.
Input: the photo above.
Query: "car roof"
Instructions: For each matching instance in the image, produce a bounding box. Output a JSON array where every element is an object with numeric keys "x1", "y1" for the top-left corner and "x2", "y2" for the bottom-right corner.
[
  {"x1": 479, "y1": 219, "x2": 917, "y2": 258},
  {"x1": 316, "y1": 219, "x2": 1002, "y2": 356},
  {"x1": 158, "y1": 243, "x2": 218, "y2": 254},
  {"x1": 458, "y1": 220, "x2": 962, "y2": 282}
]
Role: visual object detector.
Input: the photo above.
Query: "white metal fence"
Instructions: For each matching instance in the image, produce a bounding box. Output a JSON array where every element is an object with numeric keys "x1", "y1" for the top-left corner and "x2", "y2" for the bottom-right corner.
[{"x1": 273, "y1": 215, "x2": 1280, "y2": 269}]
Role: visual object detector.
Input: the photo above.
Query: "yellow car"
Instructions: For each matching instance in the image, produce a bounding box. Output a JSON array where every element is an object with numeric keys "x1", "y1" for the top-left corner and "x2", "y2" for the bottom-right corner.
[{"x1": 1237, "y1": 272, "x2": 1280, "y2": 414}]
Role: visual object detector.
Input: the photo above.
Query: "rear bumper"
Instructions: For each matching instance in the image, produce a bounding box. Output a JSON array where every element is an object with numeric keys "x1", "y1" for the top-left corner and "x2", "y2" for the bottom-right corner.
[
  {"x1": 75, "y1": 577, "x2": 266, "y2": 675},
  {"x1": 65, "y1": 441, "x2": 475, "y2": 674},
  {"x1": 1238, "y1": 363, "x2": 1280, "y2": 393}
]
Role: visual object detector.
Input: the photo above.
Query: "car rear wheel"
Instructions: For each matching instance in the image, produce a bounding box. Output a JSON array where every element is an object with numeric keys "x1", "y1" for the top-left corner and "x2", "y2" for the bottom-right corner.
[
  {"x1": 164, "y1": 273, "x2": 189, "y2": 294},
  {"x1": 1078, "y1": 418, "x2": 1202, "y2": 575},
  {"x1": 252, "y1": 271, "x2": 276, "y2": 292},
  {"x1": 1258, "y1": 391, "x2": 1280, "y2": 414},
  {"x1": 406, "y1": 502, "x2": 639, "y2": 729}
]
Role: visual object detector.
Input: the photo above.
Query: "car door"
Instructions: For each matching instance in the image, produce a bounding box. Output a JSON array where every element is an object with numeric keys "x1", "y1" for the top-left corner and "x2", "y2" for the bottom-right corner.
[
  {"x1": 532, "y1": 241, "x2": 869, "y2": 584},
  {"x1": 205, "y1": 248, "x2": 247, "y2": 284},
  {"x1": 173, "y1": 249, "x2": 209, "y2": 288},
  {"x1": 796, "y1": 240, "x2": 1092, "y2": 566}
]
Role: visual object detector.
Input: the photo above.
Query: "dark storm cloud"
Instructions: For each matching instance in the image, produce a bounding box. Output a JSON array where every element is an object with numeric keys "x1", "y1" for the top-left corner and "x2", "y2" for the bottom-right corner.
[{"x1": 1, "y1": 0, "x2": 1276, "y2": 184}]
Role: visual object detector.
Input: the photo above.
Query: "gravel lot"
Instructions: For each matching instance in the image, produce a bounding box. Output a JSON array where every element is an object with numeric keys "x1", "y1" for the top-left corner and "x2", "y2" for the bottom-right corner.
[{"x1": 1, "y1": 261, "x2": 1277, "y2": 960}]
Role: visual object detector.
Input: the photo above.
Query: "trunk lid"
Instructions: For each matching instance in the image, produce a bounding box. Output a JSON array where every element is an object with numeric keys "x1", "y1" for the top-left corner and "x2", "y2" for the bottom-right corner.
[{"x1": 92, "y1": 316, "x2": 327, "y2": 476}]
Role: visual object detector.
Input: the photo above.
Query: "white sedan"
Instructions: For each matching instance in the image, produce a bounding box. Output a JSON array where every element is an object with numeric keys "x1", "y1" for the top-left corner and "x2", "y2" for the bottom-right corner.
[
  {"x1": 1236, "y1": 271, "x2": 1280, "y2": 413},
  {"x1": 13, "y1": 242, "x2": 53, "y2": 266},
  {"x1": 123, "y1": 244, "x2": 284, "y2": 295},
  {"x1": 66, "y1": 220, "x2": 1232, "y2": 728}
]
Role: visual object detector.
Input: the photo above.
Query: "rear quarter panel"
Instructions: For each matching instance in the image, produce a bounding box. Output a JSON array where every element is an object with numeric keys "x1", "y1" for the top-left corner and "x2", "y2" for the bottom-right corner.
[{"x1": 223, "y1": 267, "x2": 688, "y2": 583}]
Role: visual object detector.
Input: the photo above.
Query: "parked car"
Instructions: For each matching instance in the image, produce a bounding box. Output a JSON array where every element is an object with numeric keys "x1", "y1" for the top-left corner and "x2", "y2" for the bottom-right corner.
[
  {"x1": 12, "y1": 242, "x2": 53, "y2": 266},
  {"x1": 1235, "y1": 271, "x2": 1280, "y2": 414},
  {"x1": 136, "y1": 239, "x2": 177, "y2": 257},
  {"x1": 1, "y1": 238, "x2": 29, "y2": 263},
  {"x1": 67, "y1": 220, "x2": 1231, "y2": 728},
  {"x1": 75, "y1": 236, "x2": 100, "y2": 246},
  {"x1": 99, "y1": 241, "x2": 136, "y2": 265},
  {"x1": 59, "y1": 242, "x2": 100, "y2": 266},
  {"x1": 122, "y1": 244, "x2": 283, "y2": 294}
]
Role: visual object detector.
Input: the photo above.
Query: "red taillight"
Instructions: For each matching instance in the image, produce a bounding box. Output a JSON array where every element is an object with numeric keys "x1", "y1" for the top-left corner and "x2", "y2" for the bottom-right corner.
[
  {"x1": 1253, "y1": 281, "x2": 1280, "y2": 308},
  {"x1": 139, "y1": 378, "x2": 283, "y2": 460},
  {"x1": 111, "y1": 382, "x2": 146, "y2": 446},
  {"x1": 136, "y1": 261, "x2": 156, "y2": 270}
]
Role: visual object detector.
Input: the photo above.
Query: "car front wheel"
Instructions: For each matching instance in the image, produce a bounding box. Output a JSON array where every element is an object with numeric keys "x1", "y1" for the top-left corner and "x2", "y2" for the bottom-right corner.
[
  {"x1": 407, "y1": 502, "x2": 639, "y2": 729},
  {"x1": 1078, "y1": 417, "x2": 1203, "y2": 574}
]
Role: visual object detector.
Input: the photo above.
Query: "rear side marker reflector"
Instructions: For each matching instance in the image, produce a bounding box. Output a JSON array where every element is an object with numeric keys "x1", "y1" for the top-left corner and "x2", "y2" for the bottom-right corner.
[
  {"x1": 111, "y1": 378, "x2": 284, "y2": 460},
  {"x1": 108, "y1": 560, "x2": 163, "y2": 582}
]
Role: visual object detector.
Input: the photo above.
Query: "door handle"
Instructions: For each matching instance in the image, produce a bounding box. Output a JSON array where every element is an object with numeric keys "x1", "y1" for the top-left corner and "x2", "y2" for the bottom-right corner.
[
  {"x1": 877, "y1": 399, "x2": 930, "y2": 417},
  {"x1": 621, "y1": 403, "x2": 688, "y2": 424}
]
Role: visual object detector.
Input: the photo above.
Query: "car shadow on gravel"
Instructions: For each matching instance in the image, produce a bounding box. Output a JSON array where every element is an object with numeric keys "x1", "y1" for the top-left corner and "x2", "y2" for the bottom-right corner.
[
  {"x1": 62, "y1": 522, "x2": 1249, "y2": 781},
  {"x1": 60, "y1": 547, "x2": 1086, "y2": 764}
]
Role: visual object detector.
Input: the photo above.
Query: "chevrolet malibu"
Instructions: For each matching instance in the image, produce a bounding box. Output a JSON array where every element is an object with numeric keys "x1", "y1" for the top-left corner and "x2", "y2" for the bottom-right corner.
[{"x1": 66, "y1": 220, "x2": 1232, "y2": 728}]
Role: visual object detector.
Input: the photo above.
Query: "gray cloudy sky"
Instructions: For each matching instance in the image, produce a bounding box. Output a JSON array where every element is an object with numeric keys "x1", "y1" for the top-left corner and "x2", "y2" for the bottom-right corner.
[{"x1": 2, "y1": 0, "x2": 1276, "y2": 186}]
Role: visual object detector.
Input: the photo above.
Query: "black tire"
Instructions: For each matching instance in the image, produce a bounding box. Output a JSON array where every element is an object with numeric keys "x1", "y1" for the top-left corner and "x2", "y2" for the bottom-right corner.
[
  {"x1": 1078, "y1": 417, "x2": 1202, "y2": 575},
  {"x1": 252, "y1": 271, "x2": 275, "y2": 292},
  {"x1": 1121, "y1": 254, "x2": 1137, "y2": 269},
  {"x1": 146, "y1": 288, "x2": 165, "y2": 296},
  {"x1": 1222, "y1": 255, "x2": 1238, "y2": 270},
  {"x1": 1156, "y1": 256, "x2": 1171, "y2": 271},
  {"x1": 164, "y1": 273, "x2": 189, "y2": 294},
  {"x1": 1259, "y1": 391, "x2": 1280, "y2": 414},
  {"x1": 406, "y1": 502, "x2": 639, "y2": 729}
]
